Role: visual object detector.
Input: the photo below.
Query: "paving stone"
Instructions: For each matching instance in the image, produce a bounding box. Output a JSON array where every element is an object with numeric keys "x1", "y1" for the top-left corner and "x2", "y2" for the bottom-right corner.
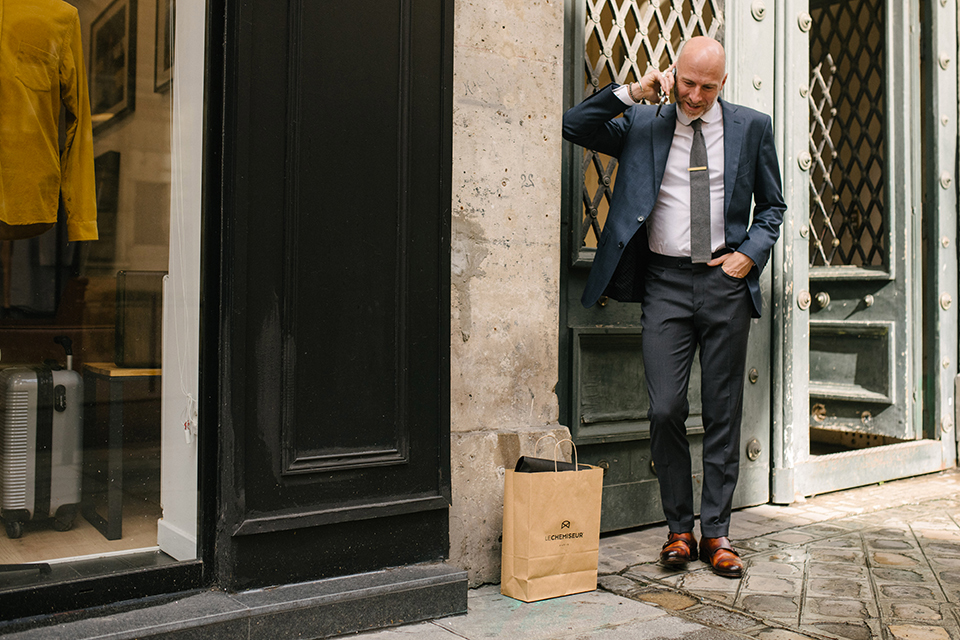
[
  {"x1": 755, "y1": 628, "x2": 819, "y2": 639},
  {"x1": 806, "y1": 577, "x2": 870, "y2": 599},
  {"x1": 809, "y1": 548, "x2": 865, "y2": 564},
  {"x1": 738, "y1": 539, "x2": 788, "y2": 553},
  {"x1": 872, "y1": 568, "x2": 928, "y2": 583},
  {"x1": 797, "y1": 523, "x2": 849, "y2": 537},
  {"x1": 808, "y1": 536, "x2": 861, "y2": 549},
  {"x1": 623, "y1": 564, "x2": 685, "y2": 583},
  {"x1": 872, "y1": 551, "x2": 923, "y2": 566},
  {"x1": 598, "y1": 555, "x2": 632, "y2": 575},
  {"x1": 878, "y1": 584, "x2": 940, "y2": 601},
  {"x1": 916, "y1": 530, "x2": 960, "y2": 542},
  {"x1": 746, "y1": 561, "x2": 802, "y2": 577},
  {"x1": 808, "y1": 621, "x2": 874, "y2": 640},
  {"x1": 939, "y1": 571, "x2": 960, "y2": 585},
  {"x1": 756, "y1": 549, "x2": 811, "y2": 564},
  {"x1": 804, "y1": 597, "x2": 875, "y2": 619},
  {"x1": 741, "y1": 575, "x2": 801, "y2": 596},
  {"x1": 635, "y1": 590, "x2": 698, "y2": 611},
  {"x1": 765, "y1": 532, "x2": 819, "y2": 545},
  {"x1": 887, "y1": 624, "x2": 952, "y2": 640},
  {"x1": 869, "y1": 538, "x2": 917, "y2": 551},
  {"x1": 887, "y1": 601, "x2": 943, "y2": 621},
  {"x1": 929, "y1": 557, "x2": 960, "y2": 569},
  {"x1": 926, "y1": 542, "x2": 960, "y2": 557},
  {"x1": 697, "y1": 591, "x2": 737, "y2": 606},
  {"x1": 682, "y1": 604, "x2": 761, "y2": 632},
  {"x1": 737, "y1": 594, "x2": 799, "y2": 616},
  {"x1": 597, "y1": 574, "x2": 644, "y2": 597},
  {"x1": 679, "y1": 571, "x2": 742, "y2": 593},
  {"x1": 807, "y1": 562, "x2": 868, "y2": 579}
]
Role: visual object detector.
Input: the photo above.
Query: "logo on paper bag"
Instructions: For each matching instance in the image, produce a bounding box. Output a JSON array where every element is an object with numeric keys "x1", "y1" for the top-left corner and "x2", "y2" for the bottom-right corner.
[{"x1": 546, "y1": 519, "x2": 583, "y2": 541}]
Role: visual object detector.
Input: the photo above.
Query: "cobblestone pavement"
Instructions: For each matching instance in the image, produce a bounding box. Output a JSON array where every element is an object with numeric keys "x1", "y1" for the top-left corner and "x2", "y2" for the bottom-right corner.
[{"x1": 598, "y1": 469, "x2": 960, "y2": 640}]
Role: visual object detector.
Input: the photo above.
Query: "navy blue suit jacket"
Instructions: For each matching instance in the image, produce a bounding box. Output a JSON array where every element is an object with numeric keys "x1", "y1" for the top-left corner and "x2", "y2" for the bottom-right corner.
[{"x1": 562, "y1": 84, "x2": 786, "y2": 317}]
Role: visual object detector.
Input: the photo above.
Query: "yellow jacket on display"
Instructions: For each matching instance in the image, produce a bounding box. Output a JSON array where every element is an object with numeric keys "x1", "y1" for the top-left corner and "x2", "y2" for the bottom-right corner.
[{"x1": 0, "y1": 0, "x2": 98, "y2": 241}]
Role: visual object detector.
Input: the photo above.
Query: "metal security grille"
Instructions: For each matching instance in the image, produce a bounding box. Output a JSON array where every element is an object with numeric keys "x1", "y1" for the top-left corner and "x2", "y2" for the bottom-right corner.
[
  {"x1": 808, "y1": 0, "x2": 886, "y2": 268},
  {"x1": 579, "y1": 0, "x2": 723, "y2": 250}
]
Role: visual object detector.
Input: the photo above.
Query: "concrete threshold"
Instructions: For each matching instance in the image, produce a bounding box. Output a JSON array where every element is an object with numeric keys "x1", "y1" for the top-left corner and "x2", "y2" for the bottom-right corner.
[{"x1": 1, "y1": 563, "x2": 467, "y2": 640}]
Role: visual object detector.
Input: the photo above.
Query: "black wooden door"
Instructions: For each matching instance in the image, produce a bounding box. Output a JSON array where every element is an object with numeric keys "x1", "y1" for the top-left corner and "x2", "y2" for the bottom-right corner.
[{"x1": 215, "y1": 0, "x2": 452, "y2": 589}]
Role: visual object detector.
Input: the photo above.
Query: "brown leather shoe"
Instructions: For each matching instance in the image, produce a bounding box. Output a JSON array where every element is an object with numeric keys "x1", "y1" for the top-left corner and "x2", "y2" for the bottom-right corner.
[
  {"x1": 659, "y1": 532, "x2": 697, "y2": 567},
  {"x1": 699, "y1": 536, "x2": 743, "y2": 578}
]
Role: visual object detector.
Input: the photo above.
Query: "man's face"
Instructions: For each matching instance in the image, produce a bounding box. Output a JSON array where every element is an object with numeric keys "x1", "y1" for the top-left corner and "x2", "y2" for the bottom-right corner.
[{"x1": 673, "y1": 62, "x2": 727, "y2": 119}]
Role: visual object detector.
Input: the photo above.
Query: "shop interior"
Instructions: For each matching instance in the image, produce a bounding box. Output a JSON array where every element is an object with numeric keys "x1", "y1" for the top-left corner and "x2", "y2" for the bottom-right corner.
[{"x1": 0, "y1": 0, "x2": 187, "y2": 588}]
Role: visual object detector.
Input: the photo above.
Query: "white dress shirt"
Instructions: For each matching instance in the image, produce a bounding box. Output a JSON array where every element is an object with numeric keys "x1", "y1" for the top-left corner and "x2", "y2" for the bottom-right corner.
[{"x1": 615, "y1": 86, "x2": 725, "y2": 257}]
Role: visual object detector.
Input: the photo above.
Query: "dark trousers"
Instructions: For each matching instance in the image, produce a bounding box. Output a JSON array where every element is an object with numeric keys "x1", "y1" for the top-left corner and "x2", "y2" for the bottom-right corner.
[{"x1": 640, "y1": 259, "x2": 752, "y2": 538}]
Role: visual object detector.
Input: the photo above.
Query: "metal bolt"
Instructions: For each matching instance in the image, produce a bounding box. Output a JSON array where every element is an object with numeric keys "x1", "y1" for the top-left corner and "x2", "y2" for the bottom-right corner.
[
  {"x1": 798, "y1": 12, "x2": 813, "y2": 32},
  {"x1": 815, "y1": 291, "x2": 831, "y2": 308},
  {"x1": 598, "y1": 460, "x2": 610, "y2": 475},
  {"x1": 942, "y1": 116, "x2": 950, "y2": 126},
  {"x1": 753, "y1": 76, "x2": 763, "y2": 90},
  {"x1": 941, "y1": 293, "x2": 953, "y2": 310},
  {"x1": 863, "y1": 294, "x2": 875, "y2": 307},
  {"x1": 749, "y1": 368, "x2": 760, "y2": 384},
  {"x1": 941, "y1": 172, "x2": 952, "y2": 189},
  {"x1": 746, "y1": 438, "x2": 762, "y2": 461},
  {"x1": 942, "y1": 416, "x2": 954, "y2": 434},
  {"x1": 800, "y1": 225, "x2": 809, "y2": 238},
  {"x1": 940, "y1": 53, "x2": 951, "y2": 70},
  {"x1": 943, "y1": 358, "x2": 951, "y2": 369},
  {"x1": 861, "y1": 411, "x2": 872, "y2": 426},
  {"x1": 798, "y1": 152, "x2": 813, "y2": 171},
  {"x1": 798, "y1": 291, "x2": 812, "y2": 310},
  {"x1": 751, "y1": 0, "x2": 766, "y2": 21},
  {"x1": 942, "y1": 236, "x2": 950, "y2": 248},
  {"x1": 800, "y1": 86, "x2": 809, "y2": 98},
  {"x1": 812, "y1": 403, "x2": 827, "y2": 422}
]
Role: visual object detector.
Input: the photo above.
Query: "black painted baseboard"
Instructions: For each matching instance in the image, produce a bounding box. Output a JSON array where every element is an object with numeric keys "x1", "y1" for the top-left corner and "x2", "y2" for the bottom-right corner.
[{"x1": 3, "y1": 563, "x2": 468, "y2": 639}]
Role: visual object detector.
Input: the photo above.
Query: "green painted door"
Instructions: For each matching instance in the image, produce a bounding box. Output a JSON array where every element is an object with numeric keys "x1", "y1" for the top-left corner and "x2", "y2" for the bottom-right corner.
[
  {"x1": 559, "y1": 1, "x2": 774, "y2": 532},
  {"x1": 772, "y1": 0, "x2": 957, "y2": 501}
]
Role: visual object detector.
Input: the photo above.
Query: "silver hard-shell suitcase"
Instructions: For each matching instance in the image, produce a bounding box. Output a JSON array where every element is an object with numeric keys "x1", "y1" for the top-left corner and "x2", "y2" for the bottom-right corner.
[{"x1": 0, "y1": 337, "x2": 82, "y2": 538}]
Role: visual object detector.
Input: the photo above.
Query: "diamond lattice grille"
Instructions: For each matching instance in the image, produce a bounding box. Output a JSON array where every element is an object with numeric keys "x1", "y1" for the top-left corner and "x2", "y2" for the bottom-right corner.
[
  {"x1": 808, "y1": 0, "x2": 886, "y2": 267},
  {"x1": 580, "y1": 0, "x2": 723, "y2": 250}
]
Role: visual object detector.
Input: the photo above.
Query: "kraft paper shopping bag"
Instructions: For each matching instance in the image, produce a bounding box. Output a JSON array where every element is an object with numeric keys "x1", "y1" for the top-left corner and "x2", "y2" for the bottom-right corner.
[{"x1": 501, "y1": 438, "x2": 604, "y2": 602}]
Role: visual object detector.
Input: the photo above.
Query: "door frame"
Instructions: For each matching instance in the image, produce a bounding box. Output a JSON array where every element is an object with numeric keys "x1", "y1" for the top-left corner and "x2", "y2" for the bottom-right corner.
[{"x1": 771, "y1": 0, "x2": 958, "y2": 503}]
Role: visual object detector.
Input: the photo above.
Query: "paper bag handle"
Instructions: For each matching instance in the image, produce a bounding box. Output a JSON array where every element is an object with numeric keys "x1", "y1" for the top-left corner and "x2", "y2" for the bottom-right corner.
[{"x1": 534, "y1": 435, "x2": 579, "y2": 472}]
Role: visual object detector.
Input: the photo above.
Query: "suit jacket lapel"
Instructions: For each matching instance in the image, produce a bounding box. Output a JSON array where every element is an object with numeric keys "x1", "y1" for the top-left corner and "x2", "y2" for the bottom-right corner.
[
  {"x1": 651, "y1": 103, "x2": 676, "y2": 197},
  {"x1": 722, "y1": 99, "x2": 743, "y2": 218}
]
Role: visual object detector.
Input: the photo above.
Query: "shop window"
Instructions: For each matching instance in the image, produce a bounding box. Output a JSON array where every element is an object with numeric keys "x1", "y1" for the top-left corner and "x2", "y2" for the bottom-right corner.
[{"x1": 0, "y1": 0, "x2": 201, "y2": 591}]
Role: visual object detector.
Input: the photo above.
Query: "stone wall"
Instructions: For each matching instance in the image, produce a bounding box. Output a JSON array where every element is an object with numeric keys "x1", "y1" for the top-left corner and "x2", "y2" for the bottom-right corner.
[{"x1": 449, "y1": 0, "x2": 568, "y2": 585}]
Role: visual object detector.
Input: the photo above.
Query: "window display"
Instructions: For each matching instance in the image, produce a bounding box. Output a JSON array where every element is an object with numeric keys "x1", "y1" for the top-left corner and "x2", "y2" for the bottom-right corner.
[{"x1": 0, "y1": 0, "x2": 198, "y2": 590}]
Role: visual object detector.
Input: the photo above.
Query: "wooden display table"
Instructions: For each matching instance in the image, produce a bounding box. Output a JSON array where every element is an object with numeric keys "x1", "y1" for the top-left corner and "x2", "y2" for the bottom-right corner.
[{"x1": 82, "y1": 363, "x2": 161, "y2": 540}]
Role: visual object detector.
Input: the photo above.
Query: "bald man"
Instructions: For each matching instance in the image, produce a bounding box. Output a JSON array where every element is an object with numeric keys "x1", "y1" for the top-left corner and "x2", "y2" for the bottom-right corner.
[{"x1": 563, "y1": 37, "x2": 785, "y2": 578}]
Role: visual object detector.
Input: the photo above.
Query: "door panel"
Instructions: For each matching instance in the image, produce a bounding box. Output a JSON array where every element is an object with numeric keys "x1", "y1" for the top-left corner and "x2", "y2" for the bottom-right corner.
[
  {"x1": 560, "y1": 0, "x2": 771, "y2": 533},
  {"x1": 217, "y1": 0, "x2": 452, "y2": 588},
  {"x1": 773, "y1": 0, "x2": 951, "y2": 502},
  {"x1": 805, "y1": 0, "x2": 915, "y2": 446}
]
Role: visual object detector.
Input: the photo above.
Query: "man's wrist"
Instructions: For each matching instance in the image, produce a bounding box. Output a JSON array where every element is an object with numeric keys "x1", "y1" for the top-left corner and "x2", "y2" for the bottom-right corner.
[{"x1": 628, "y1": 80, "x2": 642, "y2": 103}]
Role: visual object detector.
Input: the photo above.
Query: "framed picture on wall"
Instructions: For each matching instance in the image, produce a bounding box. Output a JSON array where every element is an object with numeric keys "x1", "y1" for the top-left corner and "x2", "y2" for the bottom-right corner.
[
  {"x1": 90, "y1": 0, "x2": 138, "y2": 133},
  {"x1": 154, "y1": 0, "x2": 174, "y2": 92}
]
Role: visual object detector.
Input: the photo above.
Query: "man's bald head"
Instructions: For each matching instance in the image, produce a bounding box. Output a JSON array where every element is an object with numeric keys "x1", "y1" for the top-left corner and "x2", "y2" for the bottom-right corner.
[
  {"x1": 673, "y1": 37, "x2": 727, "y2": 119},
  {"x1": 677, "y1": 36, "x2": 726, "y2": 78}
]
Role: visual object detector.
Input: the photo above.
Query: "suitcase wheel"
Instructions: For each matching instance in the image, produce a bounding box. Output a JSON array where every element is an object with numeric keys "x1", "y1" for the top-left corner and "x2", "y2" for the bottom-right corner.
[
  {"x1": 5, "y1": 521, "x2": 23, "y2": 539},
  {"x1": 52, "y1": 517, "x2": 74, "y2": 532}
]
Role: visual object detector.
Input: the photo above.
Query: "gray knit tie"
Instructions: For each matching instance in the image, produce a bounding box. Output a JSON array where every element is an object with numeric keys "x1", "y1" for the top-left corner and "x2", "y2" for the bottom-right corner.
[{"x1": 689, "y1": 119, "x2": 712, "y2": 263}]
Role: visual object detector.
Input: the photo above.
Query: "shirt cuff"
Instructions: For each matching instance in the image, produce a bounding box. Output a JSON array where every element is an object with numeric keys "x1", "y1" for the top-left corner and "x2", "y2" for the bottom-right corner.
[{"x1": 614, "y1": 83, "x2": 638, "y2": 105}]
